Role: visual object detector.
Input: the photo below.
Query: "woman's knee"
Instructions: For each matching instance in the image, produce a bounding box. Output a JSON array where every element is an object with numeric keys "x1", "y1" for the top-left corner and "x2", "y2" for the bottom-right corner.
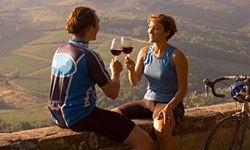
[{"x1": 153, "y1": 118, "x2": 172, "y2": 137}]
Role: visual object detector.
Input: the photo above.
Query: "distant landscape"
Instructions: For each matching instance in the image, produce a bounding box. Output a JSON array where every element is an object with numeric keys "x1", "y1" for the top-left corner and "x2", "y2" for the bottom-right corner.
[{"x1": 0, "y1": 0, "x2": 250, "y2": 132}]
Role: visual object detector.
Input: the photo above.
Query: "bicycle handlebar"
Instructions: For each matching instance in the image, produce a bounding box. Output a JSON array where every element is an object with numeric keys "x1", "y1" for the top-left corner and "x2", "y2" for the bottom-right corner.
[{"x1": 203, "y1": 75, "x2": 250, "y2": 98}]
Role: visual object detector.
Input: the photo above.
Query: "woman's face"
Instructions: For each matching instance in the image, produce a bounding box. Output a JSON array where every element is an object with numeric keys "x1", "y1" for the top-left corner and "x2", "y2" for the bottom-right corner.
[{"x1": 147, "y1": 19, "x2": 168, "y2": 43}]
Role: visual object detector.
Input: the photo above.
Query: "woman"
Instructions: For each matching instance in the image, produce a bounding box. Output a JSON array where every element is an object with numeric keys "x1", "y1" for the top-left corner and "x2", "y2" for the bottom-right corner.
[
  {"x1": 48, "y1": 6, "x2": 153, "y2": 150},
  {"x1": 112, "y1": 13, "x2": 188, "y2": 150}
]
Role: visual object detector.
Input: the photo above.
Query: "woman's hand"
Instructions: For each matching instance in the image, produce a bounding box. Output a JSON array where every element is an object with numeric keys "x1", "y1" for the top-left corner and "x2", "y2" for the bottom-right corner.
[
  {"x1": 158, "y1": 106, "x2": 175, "y2": 128},
  {"x1": 154, "y1": 106, "x2": 175, "y2": 133},
  {"x1": 124, "y1": 56, "x2": 135, "y2": 71}
]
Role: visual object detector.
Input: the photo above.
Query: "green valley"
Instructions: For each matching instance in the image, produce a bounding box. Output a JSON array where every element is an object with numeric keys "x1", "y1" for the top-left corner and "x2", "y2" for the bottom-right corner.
[{"x1": 0, "y1": 0, "x2": 249, "y2": 132}]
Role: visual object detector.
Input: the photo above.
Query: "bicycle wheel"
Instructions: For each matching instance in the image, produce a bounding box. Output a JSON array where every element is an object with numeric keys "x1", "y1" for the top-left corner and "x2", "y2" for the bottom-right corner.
[{"x1": 204, "y1": 115, "x2": 249, "y2": 150}]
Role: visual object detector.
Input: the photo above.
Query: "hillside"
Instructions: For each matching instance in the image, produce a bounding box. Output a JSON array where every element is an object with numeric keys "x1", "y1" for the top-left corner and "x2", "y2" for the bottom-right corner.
[{"x1": 0, "y1": 0, "x2": 250, "y2": 132}]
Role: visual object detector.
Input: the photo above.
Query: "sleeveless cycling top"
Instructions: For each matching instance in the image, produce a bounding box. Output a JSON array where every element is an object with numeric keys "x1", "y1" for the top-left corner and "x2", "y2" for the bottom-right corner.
[{"x1": 143, "y1": 45, "x2": 178, "y2": 102}]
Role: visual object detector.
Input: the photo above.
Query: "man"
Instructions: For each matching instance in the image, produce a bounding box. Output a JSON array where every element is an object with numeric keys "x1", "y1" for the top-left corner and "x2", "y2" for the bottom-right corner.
[{"x1": 48, "y1": 6, "x2": 153, "y2": 149}]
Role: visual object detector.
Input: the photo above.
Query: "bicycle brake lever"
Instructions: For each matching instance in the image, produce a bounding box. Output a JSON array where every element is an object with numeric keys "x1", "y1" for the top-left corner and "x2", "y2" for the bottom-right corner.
[
  {"x1": 204, "y1": 84, "x2": 209, "y2": 98},
  {"x1": 203, "y1": 79, "x2": 210, "y2": 98}
]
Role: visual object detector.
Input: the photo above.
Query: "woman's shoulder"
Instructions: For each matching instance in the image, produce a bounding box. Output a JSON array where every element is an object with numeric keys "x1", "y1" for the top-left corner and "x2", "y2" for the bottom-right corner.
[
  {"x1": 139, "y1": 45, "x2": 152, "y2": 57},
  {"x1": 171, "y1": 48, "x2": 187, "y2": 63},
  {"x1": 172, "y1": 48, "x2": 185, "y2": 57},
  {"x1": 140, "y1": 46, "x2": 149, "y2": 53},
  {"x1": 136, "y1": 46, "x2": 149, "y2": 61}
]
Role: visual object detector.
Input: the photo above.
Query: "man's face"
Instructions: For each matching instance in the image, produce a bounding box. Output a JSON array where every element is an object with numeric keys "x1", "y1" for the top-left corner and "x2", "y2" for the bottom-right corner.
[{"x1": 88, "y1": 14, "x2": 100, "y2": 41}]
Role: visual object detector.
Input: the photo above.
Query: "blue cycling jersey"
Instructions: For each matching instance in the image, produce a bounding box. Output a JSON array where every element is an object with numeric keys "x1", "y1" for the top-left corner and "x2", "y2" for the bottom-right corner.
[{"x1": 48, "y1": 39, "x2": 110, "y2": 127}]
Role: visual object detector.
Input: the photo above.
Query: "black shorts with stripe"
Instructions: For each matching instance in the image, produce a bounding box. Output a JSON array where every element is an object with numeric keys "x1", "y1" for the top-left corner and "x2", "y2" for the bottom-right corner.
[
  {"x1": 115, "y1": 99, "x2": 184, "y2": 124},
  {"x1": 69, "y1": 107, "x2": 135, "y2": 143}
]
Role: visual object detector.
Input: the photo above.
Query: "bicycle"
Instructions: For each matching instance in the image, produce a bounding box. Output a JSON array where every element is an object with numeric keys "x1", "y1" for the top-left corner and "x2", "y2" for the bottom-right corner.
[{"x1": 203, "y1": 75, "x2": 250, "y2": 150}]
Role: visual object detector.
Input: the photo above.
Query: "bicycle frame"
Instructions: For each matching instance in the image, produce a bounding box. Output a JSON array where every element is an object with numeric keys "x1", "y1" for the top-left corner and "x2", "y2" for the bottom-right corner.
[
  {"x1": 203, "y1": 75, "x2": 250, "y2": 150},
  {"x1": 204, "y1": 75, "x2": 250, "y2": 126}
]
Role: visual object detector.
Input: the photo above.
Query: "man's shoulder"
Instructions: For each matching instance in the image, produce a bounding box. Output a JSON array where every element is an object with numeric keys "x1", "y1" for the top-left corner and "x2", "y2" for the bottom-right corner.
[{"x1": 85, "y1": 48, "x2": 104, "y2": 63}]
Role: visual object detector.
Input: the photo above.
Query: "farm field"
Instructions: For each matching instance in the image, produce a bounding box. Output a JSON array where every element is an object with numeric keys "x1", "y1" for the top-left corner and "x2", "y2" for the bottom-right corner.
[{"x1": 0, "y1": 0, "x2": 250, "y2": 132}]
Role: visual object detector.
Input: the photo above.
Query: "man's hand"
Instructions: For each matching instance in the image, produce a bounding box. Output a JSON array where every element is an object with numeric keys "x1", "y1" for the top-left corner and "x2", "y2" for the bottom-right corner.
[{"x1": 110, "y1": 59, "x2": 123, "y2": 76}]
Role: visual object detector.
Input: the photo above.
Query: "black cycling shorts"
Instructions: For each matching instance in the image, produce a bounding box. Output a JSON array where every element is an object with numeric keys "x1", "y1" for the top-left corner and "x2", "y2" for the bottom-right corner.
[
  {"x1": 115, "y1": 99, "x2": 184, "y2": 124},
  {"x1": 70, "y1": 107, "x2": 135, "y2": 143}
]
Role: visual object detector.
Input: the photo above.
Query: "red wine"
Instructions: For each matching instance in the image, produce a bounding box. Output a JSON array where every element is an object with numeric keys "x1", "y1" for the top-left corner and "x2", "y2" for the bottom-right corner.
[
  {"x1": 111, "y1": 49, "x2": 122, "y2": 56},
  {"x1": 122, "y1": 47, "x2": 133, "y2": 54}
]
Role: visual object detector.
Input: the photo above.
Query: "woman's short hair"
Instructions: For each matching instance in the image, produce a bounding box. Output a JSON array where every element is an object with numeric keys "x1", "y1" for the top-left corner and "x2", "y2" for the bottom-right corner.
[
  {"x1": 147, "y1": 13, "x2": 177, "y2": 40},
  {"x1": 65, "y1": 6, "x2": 96, "y2": 37}
]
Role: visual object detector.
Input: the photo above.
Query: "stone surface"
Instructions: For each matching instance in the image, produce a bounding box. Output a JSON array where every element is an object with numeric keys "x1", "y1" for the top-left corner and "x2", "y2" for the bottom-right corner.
[{"x1": 0, "y1": 102, "x2": 243, "y2": 150}]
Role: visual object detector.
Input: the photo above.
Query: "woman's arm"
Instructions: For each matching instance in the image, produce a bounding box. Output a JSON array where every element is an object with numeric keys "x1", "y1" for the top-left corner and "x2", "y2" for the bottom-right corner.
[
  {"x1": 166, "y1": 49, "x2": 188, "y2": 109},
  {"x1": 124, "y1": 47, "x2": 148, "y2": 86},
  {"x1": 158, "y1": 49, "x2": 188, "y2": 126}
]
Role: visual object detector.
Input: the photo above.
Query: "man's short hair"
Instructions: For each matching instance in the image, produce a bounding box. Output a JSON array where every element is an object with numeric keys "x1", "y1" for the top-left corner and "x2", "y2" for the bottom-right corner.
[{"x1": 65, "y1": 6, "x2": 96, "y2": 37}]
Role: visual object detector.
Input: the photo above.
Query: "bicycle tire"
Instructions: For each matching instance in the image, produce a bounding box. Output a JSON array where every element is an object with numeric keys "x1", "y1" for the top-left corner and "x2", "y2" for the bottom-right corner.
[{"x1": 204, "y1": 115, "x2": 249, "y2": 150}]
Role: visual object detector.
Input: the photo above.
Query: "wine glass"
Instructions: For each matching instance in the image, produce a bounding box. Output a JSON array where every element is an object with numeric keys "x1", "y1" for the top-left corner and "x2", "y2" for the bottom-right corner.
[
  {"x1": 110, "y1": 38, "x2": 122, "y2": 60},
  {"x1": 121, "y1": 36, "x2": 133, "y2": 57}
]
